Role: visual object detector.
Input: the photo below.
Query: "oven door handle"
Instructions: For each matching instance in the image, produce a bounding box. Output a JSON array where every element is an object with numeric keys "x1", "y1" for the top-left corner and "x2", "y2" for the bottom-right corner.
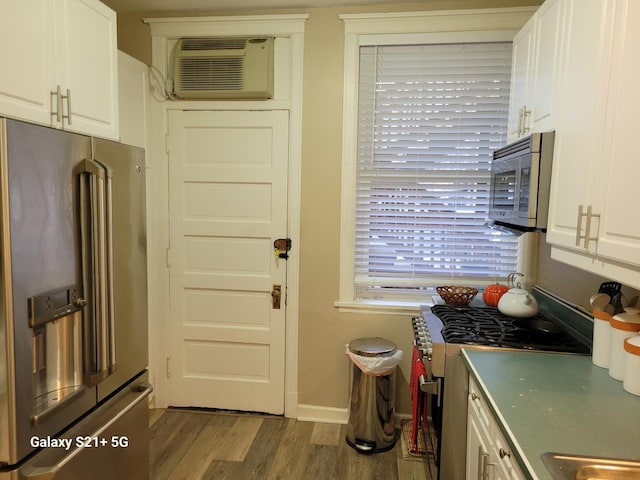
[{"x1": 419, "y1": 374, "x2": 441, "y2": 407}]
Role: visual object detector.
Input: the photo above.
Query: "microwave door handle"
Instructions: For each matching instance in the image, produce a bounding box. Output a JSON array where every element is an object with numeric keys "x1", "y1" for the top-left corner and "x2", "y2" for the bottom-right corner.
[{"x1": 78, "y1": 159, "x2": 110, "y2": 386}]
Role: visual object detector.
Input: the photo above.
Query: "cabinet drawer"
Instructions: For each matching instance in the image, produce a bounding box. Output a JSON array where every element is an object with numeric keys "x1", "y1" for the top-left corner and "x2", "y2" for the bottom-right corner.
[
  {"x1": 467, "y1": 376, "x2": 526, "y2": 480},
  {"x1": 468, "y1": 376, "x2": 491, "y2": 431}
]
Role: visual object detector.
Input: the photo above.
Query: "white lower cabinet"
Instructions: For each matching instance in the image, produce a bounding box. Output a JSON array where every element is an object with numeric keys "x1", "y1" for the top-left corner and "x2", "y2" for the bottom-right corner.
[
  {"x1": 467, "y1": 389, "x2": 492, "y2": 480},
  {"x1": 466, "y1": 377, "x2": 524, "y2": 480}
]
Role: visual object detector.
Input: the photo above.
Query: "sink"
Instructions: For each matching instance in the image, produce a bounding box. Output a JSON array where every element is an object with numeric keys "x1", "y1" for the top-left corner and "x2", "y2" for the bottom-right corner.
[{"x1": 542, "y1": 452, "x2": 640, "y2": 479}]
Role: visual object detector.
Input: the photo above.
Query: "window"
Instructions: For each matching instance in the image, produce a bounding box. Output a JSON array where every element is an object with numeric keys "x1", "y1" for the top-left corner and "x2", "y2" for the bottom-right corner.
[
  {"x1": 339, "y1": 11, "x2": 534, "y2": 308},
  {"x1": 355, "y1": 41, "x2": 516, "y2": 297}
]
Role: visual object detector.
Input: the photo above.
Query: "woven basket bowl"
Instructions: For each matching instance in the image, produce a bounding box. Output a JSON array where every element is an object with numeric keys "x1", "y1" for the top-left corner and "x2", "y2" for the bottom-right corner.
[{"x1": 436, "y1": 286, "x2": 479, "y2": 306}]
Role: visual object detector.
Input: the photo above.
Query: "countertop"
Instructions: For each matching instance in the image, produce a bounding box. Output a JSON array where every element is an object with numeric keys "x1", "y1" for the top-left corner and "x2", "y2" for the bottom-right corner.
[{"x1": 462, "y1": 349, "x2": 640, "y2": 480}]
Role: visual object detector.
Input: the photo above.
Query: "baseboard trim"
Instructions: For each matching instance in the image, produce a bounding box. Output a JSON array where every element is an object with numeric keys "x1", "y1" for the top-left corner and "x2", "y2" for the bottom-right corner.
[
  {"x1": 297, "y1": 404, "x2": 349, "y2": 424},
  {"x1": 285, "y1": 391, "x2": 298, "y2": 419},
  {"x1": 297, "y1": 404, "x2": 412, "y2": 428}
]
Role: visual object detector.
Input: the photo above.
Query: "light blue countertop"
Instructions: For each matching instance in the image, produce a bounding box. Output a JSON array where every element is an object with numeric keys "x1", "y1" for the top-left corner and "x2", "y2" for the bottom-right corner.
[{"x1": 462, "y1": 349, "x2": 640, "y2": 480}]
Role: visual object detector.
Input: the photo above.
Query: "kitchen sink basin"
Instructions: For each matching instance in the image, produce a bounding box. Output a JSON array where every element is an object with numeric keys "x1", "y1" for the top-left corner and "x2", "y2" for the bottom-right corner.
[{"x1": 542, "y1": 452, "x2": 640, "y2": 479}]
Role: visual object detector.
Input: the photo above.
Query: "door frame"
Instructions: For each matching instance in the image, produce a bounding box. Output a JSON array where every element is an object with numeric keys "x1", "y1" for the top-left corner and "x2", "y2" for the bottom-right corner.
[{"x1": 145, "y1": 15, "x2": 307, "y2": 418}]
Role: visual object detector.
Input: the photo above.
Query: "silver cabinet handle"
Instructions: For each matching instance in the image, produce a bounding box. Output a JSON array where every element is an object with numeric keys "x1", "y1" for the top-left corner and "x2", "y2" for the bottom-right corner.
[
  {"x1": 479, "y1": 446, "x2": 490, "y2": 480},
  {"x1": 521, "y1": 106, "x2": 530, "y2": 135},
  {"x1": 517, "y1": 106, "x2": 523, "y2": 137},
  {"x1": 516, "y1": 105, "x2": 531, "y2": 137},
  {"x1": 576, "y1": 204, "x2": 585, "y2": 247},
  {"x1": 584, "y1": 205, "x2": 593, "y2": 250},
  {"x1": 575, "y1": 205, "x2": 600, "y2": 251},
  {"x1": 585, "y1": 206, "x2": 600, "y2": 253},
  {"x1": 50, "y1": 85, "x2": 62, "y2": 124},
  {"x1": 61, "y1": 88, "x2": 72, "y2": 125}
]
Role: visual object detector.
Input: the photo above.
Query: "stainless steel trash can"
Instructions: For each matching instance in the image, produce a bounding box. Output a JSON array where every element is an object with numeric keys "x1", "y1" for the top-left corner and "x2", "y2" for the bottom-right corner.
[{"x1": 345, "y1": 337, "x2": 397, "y2": 454}]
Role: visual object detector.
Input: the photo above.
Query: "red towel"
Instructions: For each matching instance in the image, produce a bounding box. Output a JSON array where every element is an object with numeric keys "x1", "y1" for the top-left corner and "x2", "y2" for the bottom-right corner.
[
  {"x1": 409, "y1": 345, "x2": 419, "y2": 390},
  {"x1": 409, "y1": 346, "x2": 426, "y2": 452}
]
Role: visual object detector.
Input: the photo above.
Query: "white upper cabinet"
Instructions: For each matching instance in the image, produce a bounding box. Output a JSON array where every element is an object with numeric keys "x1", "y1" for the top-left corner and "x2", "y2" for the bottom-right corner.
[
  {"x1": 594, "y1": 0, "x2": 640, "y2": 266},
  {"x1": 56, "y1": 0, "x2": 119, "y2": 139},
  {"x1": 507, "y1": 0, "x2": 564, "y2": 142},
  {"x1": 0, "y1": 1, "x2": 56, "y2": 125},
  {"x1": 547, "y1": 0, "x2": 640, "y2": 287},
  {"x1": 529, "y1": 0, "x2": 564, "y2": 131},
  {"x1": 507, "y1": 16, "x2": 534, "y2": 141},
  {"x1": 0, "y1": 0, "x2": 118, "y2": 140},
  {"x1": 117, "y1": 51, "x2": 148, "y2": 149},
  {"x1": 546, "y1": 0, "x2": 613, "y2": 252}
]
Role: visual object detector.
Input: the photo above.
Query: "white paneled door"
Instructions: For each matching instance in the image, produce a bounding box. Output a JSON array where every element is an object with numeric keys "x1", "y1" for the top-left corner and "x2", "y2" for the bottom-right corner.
[{"x1": 167, "y1": 110, "x2": 289, "y2": 414}]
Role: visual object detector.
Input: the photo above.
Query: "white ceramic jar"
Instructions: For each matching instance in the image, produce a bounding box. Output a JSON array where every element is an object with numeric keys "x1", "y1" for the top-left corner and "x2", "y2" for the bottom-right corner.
[
  {"x1": 609, "y1": 311, "x2": 640, "y2": 380},
  {"x1": 592, "y1": 309, "x2": 613, "y2": 368},
  {"x1": 623, "y1": 336, "x2": 640, "y2": 396}
]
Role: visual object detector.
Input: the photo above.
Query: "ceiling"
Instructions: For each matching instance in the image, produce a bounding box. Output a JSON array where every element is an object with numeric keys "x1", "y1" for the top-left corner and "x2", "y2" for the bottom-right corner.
[{"x1": 100, "y1": 0, "x2": 399, "y2": 14}]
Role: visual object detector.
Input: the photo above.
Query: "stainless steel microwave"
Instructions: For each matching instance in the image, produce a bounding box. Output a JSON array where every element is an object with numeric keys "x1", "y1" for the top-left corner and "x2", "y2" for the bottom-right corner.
[{"x1": 488, "y1": 131, "x2": 555, "y2": 231}]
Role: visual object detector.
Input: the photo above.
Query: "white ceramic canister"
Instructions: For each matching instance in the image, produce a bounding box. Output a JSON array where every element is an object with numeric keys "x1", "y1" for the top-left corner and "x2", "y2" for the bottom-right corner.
[
  {"x1": 592, "y1": 308, "x2": 613, "y2": 368},
  {"x1": 623, "y1": 336, "x2": 640, "y2": 396},
  {"x1": 609, "y1": 310, "x2": 640, "y2": 380}
]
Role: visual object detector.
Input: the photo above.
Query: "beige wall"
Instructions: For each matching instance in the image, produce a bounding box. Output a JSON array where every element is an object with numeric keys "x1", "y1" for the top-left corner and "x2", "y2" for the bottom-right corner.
[
  {"x1": 537, "y1": 236, "x2": 640, "y2": 312},
  {"x1": 115, "y1": 0, "x2": 553, "y2": 416}
]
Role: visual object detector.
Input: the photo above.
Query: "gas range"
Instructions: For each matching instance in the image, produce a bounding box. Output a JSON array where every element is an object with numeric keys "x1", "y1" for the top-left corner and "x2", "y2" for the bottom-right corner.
[
  {"x1": 413, "y1": 288, "x2": 592, "y2": 377},
  {"x1": 410, "y1": 287, "x2": 593, "y2": 479}
]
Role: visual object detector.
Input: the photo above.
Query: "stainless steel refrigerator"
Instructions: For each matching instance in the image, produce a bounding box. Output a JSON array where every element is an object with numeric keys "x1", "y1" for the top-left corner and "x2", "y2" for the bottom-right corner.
[{"x1": 0, "y1": 118, "x2": 151, "y2": 479}]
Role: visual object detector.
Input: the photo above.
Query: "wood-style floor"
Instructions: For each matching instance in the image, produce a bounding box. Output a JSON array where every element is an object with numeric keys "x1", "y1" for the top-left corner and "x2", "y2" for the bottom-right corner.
[{"x1": 149, "y1": 408, "x2": 434, "y2": 480}]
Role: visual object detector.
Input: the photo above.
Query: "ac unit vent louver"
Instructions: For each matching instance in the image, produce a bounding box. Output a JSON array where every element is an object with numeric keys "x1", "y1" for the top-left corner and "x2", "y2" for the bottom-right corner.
[
  {"x1": 174, "y1": 36, "x2": 274, "y2": 100},
  {"x1": 181, "y1": 37, "x2": 247, "y2": 51}
]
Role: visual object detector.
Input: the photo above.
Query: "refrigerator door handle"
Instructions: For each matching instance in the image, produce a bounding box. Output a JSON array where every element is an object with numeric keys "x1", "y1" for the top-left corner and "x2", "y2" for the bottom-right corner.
[
  {"x1": 20, "y1": 383, "x2": 153, "y2": 480},
  {"x1": 96, "y1": 159, "x2": 117, "y2": 375},
  {"x1": 77, "y1": 159, "x2": 114, "y2": 387}
]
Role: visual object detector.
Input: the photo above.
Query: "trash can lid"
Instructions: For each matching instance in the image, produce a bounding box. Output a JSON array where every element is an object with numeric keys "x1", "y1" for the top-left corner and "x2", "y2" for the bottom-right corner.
[{"x1": 349, "y1": 337, "x2": 397, "y2": 357}]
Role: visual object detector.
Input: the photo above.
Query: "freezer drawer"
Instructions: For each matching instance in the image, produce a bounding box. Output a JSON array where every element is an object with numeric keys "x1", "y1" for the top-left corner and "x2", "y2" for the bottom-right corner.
[{"x1": 0, "y1": 373, "x2": 152, "y2": 480}]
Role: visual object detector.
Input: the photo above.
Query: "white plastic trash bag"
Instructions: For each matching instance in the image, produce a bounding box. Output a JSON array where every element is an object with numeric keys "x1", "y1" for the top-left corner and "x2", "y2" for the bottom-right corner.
[{"x1": 345, "y1": 345, "x2": 403, "y2": 376}]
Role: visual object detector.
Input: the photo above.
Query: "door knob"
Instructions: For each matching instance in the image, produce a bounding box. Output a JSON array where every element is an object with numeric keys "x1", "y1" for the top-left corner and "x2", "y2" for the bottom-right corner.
[{"x1": 271, "y1": 284, "x2": 281, "y2": 309}]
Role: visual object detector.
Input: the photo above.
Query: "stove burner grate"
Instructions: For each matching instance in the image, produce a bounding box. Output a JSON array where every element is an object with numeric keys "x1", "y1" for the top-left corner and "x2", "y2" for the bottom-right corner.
[{"x1": 431, "y1": 304, "x2": 590, "y2": 353}]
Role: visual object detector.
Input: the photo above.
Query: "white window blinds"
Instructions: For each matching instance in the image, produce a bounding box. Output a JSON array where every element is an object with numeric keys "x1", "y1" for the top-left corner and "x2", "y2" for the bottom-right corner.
[{"x1": 355, "y1": 42, "x2": 517, "y2": 295}]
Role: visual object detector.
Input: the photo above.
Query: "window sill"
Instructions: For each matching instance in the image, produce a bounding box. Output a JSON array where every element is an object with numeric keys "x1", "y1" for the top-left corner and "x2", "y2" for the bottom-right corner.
[{"x1": 333, "y1": 299, "x2": 427, "y2": 315}]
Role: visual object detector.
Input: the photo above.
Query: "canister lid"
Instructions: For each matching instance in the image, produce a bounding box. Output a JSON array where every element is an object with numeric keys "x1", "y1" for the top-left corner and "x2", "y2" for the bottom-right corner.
[
  {"x1": 593, "y1": 309, "x2": 613, "y2": 322},
  {"x1": 624, "y1": 336, "x2": 640, "y2": 355},
  {"x1": 611, "y1": 311, "x2": 640, "y2": 331},
  {"x1": 349, "y1": 337, "x2": 397, "y2": 357}
]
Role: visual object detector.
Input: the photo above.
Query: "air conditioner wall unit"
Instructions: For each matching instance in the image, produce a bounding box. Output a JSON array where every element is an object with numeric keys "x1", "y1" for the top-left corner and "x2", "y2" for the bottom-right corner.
[{"x1": 174, "y1": 36, "x2": 274, "y2": 100}]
